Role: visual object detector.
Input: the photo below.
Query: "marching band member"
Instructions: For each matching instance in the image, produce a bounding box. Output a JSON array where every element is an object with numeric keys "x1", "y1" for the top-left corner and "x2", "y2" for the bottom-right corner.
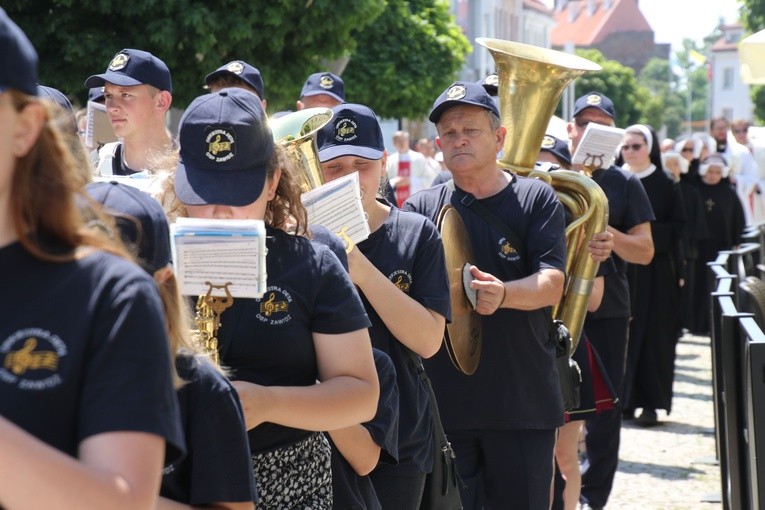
[
  {"x1": 86, "y1": 181, "x2": 258, "y2": 510},
  {"x1": 85, "y1": 48, "x2": 175, "y2": 178},
  {"x1": 403, "y1": 82, "x2": 567, "y2": 510},
  {"x1": 297, "y1": 71, "x2": 345, "y2": 110},
  {"x1": 567, "y1": 92, "x2": 655, "y2": 510},
  {"x1": 0, "y1": 9, "x2": 184, "y2": 509},
  {"x1": 316, "y1": 103, "x2": 451, "y2": 509},
  {"x1": 204, "y1": 60, "x2": 267, "y2": 110},
  {"x1": 173, "y1": 87, "x2": 379, "y2": 510}
]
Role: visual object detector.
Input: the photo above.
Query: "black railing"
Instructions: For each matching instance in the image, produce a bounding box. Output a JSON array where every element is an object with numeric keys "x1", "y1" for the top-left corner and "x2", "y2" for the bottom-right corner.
[{"x1": 709, "y1": 234, "x2": 765, "y2": 510}]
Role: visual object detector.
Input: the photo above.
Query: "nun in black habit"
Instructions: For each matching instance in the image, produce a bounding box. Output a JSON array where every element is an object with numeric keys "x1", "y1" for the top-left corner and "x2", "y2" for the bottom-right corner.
[
  {"x1": 689, "y1": 154, "x2": 746, "y2": 335},
  {"x1": 616, "y1": 124, "x2": 686, "y2": 427}
]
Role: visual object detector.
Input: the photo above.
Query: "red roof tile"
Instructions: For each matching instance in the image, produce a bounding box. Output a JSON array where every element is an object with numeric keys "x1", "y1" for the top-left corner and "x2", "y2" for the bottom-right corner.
[
  {"x1": 524, "y1": 0, "x2": 554, "y2": 15},
  {"x1": 551, "y1": 0, "x2": 653, "y2": 47}
]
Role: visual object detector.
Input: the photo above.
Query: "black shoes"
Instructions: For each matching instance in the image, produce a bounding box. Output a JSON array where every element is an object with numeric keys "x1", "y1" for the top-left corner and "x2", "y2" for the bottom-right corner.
[
  {"x1": 580, "y1": 503, "x2": 604, "y2": 510},
  {"x1": 635, "y1": 409, "x2": 659, "y2": 427}
]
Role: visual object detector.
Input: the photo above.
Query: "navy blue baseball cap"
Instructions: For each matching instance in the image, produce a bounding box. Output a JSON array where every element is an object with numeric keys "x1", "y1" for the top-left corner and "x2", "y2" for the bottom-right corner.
[
  {"x1": 572, "y1": 91, "x2": 615, "y2": 119},
  {"x1": 86, "y1": 180, "x2": 171, "y2": 274},
  {"x1": 38, "y1": 84, "x2": 76, "y2": 133},
  {"x1": 0, "y1": 8, "x2": 38, "y2": 96},
  {"x1": 429, "y1": 81, "x2": 500, "y2": 124},
  {"x1": 539, "y1": 134, "x2": 571, "y2": 167},
  {"x1": 175, "y1": 87, "x2": 274, "y2": 207},
  {"x1": 300, "y1": 71, "x2": 345, "y2": 102},
  {"x1": 88, "y1": 86, "x2": 105, "y2": 103},
  {"x1": 316, "y1": 103, "x2": 385, "y2": 162},
  {"x1": 477, "y1": 73, "x2": 499, "y2": 97},
  {"x1": 84, "y1": 48, "x2": 172, "y2": 93},
  {"x1": 37, "y1": 85, "x2": 73, "y2": 115},
  {"x1": 205, "y1": 60, "x2": 265, "y2": 100}
]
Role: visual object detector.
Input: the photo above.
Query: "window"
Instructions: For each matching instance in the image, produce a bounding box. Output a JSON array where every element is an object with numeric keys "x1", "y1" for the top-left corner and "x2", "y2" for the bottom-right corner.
[{"x1": 723, "y1": 67, "x2": 735, "y2": 90}]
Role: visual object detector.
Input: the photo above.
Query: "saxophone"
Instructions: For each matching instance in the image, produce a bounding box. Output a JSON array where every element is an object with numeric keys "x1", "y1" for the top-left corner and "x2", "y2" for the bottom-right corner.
[{"x1": 192, "y1": 282, "x2": 234, "y2": 365}]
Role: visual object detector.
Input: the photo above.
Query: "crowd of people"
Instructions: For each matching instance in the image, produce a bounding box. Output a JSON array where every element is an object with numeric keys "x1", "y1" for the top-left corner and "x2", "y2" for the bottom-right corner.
[{"x1": 1, "y1": 6, "x2": 756, "y2": 510}]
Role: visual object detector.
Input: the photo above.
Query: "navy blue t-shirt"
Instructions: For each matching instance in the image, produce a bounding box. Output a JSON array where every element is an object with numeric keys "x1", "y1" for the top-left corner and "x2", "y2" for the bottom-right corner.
[
  {"x1": 331, "y1": 348, "x2": 400, "y2": 510},
  {"x1": 0, "y1": 242, "x2": 184, "y2": 461},
  {"x1": 161, "y1": 353, "x2": 258, "y2": 506},
  {"x1": 588, "y1": 166, "x2": 655, "y2": 319},
  {"x1": 216, "y1": 227, "x2": 371, "y2": 453},
  {"x1": 357, "y1": 206, "x2": 451, "y2": 473},
  {"x1": 403, "y1": 175, "x2": 567, "y2": 430}
]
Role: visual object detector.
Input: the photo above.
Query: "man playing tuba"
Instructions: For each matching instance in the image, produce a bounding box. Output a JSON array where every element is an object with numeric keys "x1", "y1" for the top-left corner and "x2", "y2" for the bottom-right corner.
[{"x1": 403, "y1": 81, "x2": 568, "y2": 510}]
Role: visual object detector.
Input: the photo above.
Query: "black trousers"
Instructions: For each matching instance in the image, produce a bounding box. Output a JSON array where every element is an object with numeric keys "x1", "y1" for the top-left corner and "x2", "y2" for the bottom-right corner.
[
  {"x1": 448, "y1": 428, "x2": 557, "y2": 510},
  {"x1": 369, "y1": 463, "x2": 426, "y2": 510}
]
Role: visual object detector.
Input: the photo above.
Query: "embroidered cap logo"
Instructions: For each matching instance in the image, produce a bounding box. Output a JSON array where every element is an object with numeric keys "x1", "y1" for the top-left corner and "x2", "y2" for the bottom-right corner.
[
  {"x1": 109, "y1": 53, "x2": 130, "y2": 71},
  {"x1": 205, "y1": 127, "x2": 236, "y2": 163}
]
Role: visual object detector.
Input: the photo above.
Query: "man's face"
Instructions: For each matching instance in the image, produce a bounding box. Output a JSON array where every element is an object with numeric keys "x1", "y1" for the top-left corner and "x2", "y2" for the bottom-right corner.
[
  {"x1": 103, "y1": 83, "x2": 159, "y2": 139},
  {"x1": 297, "y1": 94, "x2": 341, "y2": 110},
  {"x1": 567, "y1": 107, "x2": 613, "y2": 153},
  {"x1": 711, "y1": 120, "x2": 729, "y2": 143},
  {"x1": 436, "y1": 105, "x2": 504, "y2": 175}
]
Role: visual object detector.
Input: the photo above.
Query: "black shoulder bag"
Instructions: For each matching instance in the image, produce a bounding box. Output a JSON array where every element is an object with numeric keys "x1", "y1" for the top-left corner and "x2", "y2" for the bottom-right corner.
[
  {"x1": 449, "y1": 182, "x2": 581, "y2": 412},
  {"x1": 406, "y1": 350, "x2": 463, "y2": 510}
]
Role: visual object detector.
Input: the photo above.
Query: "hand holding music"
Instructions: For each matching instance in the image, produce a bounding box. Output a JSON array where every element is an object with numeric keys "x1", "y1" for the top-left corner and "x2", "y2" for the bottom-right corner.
[
  {"x1": 468, "y1": 265, "x2": 507, "y2": 315},
  {"x1": 588, "y1": 229, "x2": 614, "y2": 262}
]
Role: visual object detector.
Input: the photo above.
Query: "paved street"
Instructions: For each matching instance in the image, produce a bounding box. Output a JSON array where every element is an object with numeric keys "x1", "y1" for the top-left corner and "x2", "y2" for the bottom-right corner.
[{"x1": 603, "y1": 333, "x2": 722, "y2": 509}]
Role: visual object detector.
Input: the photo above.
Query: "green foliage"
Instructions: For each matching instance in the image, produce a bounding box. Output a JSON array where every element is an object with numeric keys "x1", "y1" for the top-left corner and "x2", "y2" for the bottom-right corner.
[
  {"x1": 343, "y1": 0, "x2": 471, "y2": 119},
  {"x1": 752, "y1": 85, "x2": 765, "y2": 124},
  {"x1": 741, "y1": 0, "x2": 765, "y2": 32},
  {"x1": 5, "y1": 0, "x2": 385, "y2": 110},
  {"x1": 570, "y1": 49, "x2": 646, "y2": 127}
]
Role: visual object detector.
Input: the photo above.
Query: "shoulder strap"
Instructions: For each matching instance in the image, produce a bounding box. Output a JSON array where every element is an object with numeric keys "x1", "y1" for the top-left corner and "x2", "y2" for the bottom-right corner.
[{"x1": 446, "y1": 179, "x2": 527, "y2": 264}]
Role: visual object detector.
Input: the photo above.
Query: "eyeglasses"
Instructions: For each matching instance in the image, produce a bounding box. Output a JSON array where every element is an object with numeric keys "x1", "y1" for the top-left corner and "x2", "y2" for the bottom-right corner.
[
  {"x1": 681, "y1": 147, "x2": 693, "y2": 153},
  {"x1": 733, "y1": 128, "x2": 749, "y2": 134},
  {"x1": 621, "y1": 143, "x2": 645, "y2": 152}
]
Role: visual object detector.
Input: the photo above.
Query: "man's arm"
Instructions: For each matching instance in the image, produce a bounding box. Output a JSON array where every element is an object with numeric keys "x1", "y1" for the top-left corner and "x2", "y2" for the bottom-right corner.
[
  {"x1": 469, "y1": 266, "x2": 565, "y2": 314},
  {"x1": 608, "y1": 222, "x2": 653, "y2": 265}
]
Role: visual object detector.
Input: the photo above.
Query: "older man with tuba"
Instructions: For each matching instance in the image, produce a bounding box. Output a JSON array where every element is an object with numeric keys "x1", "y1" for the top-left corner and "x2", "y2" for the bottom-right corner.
[{"x1": 403, "y1": 81, "x2": 568, "y2": 509}]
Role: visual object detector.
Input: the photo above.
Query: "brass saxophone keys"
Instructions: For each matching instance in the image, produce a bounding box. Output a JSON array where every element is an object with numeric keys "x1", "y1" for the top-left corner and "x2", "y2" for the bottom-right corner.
[{"x1": 193, "y1": 282, "x2": 234, "y2": 365}]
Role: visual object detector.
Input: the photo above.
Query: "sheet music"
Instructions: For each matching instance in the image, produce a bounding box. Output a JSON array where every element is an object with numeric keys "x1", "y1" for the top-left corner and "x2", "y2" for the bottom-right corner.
[
  {"x1": 572, "y1": 123, "x2": 626, "y2": 169},
  {"x1": 301, "y1": 172, "x2": 370, "y2": 250},
  {"x1": 171, "y1": 218, "x2": 267, "y2": 298},
  {"x1": 85, "y1": 100, "x2": 118, "y2": 151}
]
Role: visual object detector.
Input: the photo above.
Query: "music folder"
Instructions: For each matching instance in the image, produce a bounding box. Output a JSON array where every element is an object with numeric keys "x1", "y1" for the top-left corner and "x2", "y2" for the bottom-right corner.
[
  {"x1": 571, "y1": 123, "x2": 626, "y2": 170},
  {"x1": 170, "y1": 218, "x2": 267, "y2": 299},
  {"x1": 301, "y1": 172, "x2": 370, "y2": 251},
  {"x1": 85, "y1": 100, "x2": 118, "y2": 151}
]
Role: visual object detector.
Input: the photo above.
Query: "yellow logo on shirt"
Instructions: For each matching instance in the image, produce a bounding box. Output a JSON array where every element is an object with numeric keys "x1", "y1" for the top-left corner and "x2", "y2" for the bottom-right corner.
[
  {"x1": 4, "y1": 338, "x2": 58, "y2": 375},
  {"x1": 389, "y1": 270, "x2": 413, "y2": 294}
]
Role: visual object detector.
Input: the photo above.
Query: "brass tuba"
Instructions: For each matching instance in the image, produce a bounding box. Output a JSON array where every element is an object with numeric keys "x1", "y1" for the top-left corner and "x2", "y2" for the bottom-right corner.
[
  {"x1": 476, "y1": 38, "x2": 610, "y2": 353},
  {"x1": 269, "y1": 107, "x2": 334, "y2": 193}
]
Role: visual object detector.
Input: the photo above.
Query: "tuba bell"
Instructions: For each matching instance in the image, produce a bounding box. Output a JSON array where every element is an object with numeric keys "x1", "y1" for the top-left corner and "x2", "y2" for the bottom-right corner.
[
  {"x1": 269, "y1": 107, "x2": 334, "y2": 193},
  {"x1": 475, "y1": 38, "x2": 610, "y2": 353}
]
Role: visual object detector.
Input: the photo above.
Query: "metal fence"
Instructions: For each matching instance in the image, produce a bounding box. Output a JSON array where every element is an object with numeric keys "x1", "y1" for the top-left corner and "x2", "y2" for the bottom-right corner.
[{"x1": 709, "y1": 225, "x2": 765, "y2": 510}]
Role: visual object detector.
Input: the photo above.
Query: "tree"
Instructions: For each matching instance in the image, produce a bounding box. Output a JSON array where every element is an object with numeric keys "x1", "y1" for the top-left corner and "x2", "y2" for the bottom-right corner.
[
  {"x1": 638, "y1": 57, "x2": 685, "y2": 137},
  {"x1": 5, "y1": 0, "x2": 385, "y2": 110},
  {"x1": 344, "y1": 0, "x2": 471, "y2": 119},
  {"x1": 566, "y1": 49, "x2": 648, "y2": 127},
  {"x1": 741, "y1": 0, "x2": 765, "y2": 33}
]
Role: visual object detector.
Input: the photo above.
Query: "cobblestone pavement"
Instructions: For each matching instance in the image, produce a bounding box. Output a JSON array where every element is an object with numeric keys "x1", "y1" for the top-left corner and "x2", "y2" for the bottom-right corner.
[{"x1": 600, "y1": 333, "x2": 722, "y2": 509}]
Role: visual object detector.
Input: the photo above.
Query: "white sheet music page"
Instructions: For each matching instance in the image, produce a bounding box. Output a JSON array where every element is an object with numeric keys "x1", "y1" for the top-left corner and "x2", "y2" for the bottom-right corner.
[
  {"x1": 301, "y1": 172, "x2": 370, "y2": 250},
  {"x1": 571, "y1": 123, "x2": 626, "y2": 169},
  {"x1": 170, "y1": 218, "x2": 267, "y2": 298}
]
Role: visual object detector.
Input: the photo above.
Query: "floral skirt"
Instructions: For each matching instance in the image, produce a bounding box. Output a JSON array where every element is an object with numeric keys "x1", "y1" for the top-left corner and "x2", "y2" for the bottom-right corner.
[{"x1": 251, "y1": 432, "x2": 332, "y2": 510}]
